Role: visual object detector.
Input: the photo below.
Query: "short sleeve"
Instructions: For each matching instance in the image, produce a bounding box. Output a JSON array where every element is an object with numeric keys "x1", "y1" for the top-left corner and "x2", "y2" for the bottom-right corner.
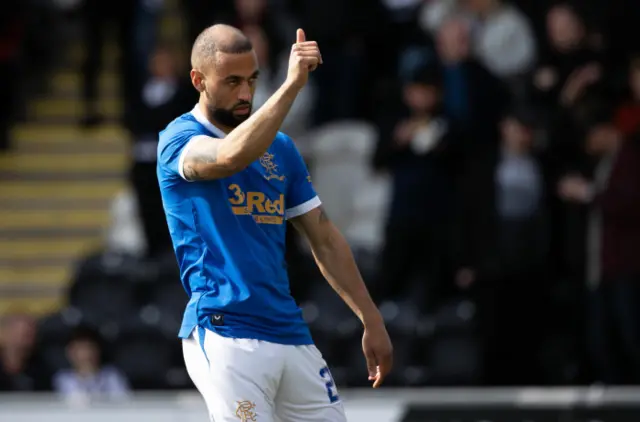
[
  {"x1": 157, "y1": 126, "x2": 201, "y2": 181},
  {"x1": 284, "y1": 138, "x2": 321, "y2": 219}
]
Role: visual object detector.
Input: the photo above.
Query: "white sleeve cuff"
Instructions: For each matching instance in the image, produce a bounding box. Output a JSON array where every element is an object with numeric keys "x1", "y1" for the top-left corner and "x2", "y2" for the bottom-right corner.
[
  {"x1": 178, "y1": 135, "x2": 209, "y2": 181},
  {"x1": 285, "y1": 196, "x2": 321, "y2": 219}
]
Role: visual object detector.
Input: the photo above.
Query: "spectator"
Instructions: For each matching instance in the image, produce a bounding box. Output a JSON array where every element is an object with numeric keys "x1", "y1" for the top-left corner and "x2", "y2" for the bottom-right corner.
[
  {"x1": 435, "y1": 17, "x2": 508, "y2": 152},
  {"x1": 244, "y1": 25, "x2": 314, "y2": 140},
  {"x1": 372, "y1": 63, "x2": 459, "y2": 307},
  {"x1": 0, "y1": 313, "x2": 50, "y2": 391},
  {"x1": 291, "y1": 0, "x2": 376, "y2": 124},
  {"x1": 232, "y1": 0, "x2": 296, "y2": 63},
  {"x1": 53, "y1": 326, "x2": 130, "y2": 401},
  {"x1": 533, "y1": 3, "x2": 609, "y2": 168},
  {"x1": 418, "y1": 0, "x2": 460, "y2": 36},
  {"x1": 0, "y1": 2, "x2": 25, "y2": 151},
  {"x1": 126, "y1": 44, "x2": 195, "y2": 259},
  {"x1": 463, "y1": 0, "x2": 537, "y2": 80},
  {"x1": 533, "y1": 4, "x2": 605, "y2": 113},
  {"x1": 453, "y1": 108, "x2": 550, "y2": 385},
  {"x1": 80, "y1": 0, "x2": 137, "y2": 127},
  {"x1": 614, "y1": 56, "x2": 640, "y2": 138},
  {"x1": 180, "y1": 0, "x2": 235, "y2": 46},
  {"x1": 558, "y1": 113, "x2": 640, "y2": 384}
]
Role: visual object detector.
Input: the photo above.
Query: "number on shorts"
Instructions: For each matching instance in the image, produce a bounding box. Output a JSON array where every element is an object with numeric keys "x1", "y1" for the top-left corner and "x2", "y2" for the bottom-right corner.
[{"x1": 319, "y1": 366, "x2": 339, "y2": 403}]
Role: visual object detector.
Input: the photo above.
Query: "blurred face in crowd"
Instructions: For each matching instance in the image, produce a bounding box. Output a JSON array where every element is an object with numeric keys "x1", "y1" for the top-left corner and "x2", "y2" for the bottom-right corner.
[
  {"x1": 235, "y1": 0, "x2": 267, "y2": 24},
  {"x1": 546, "y1": 5, "x2": 585, "y2": 52},
  {"x1": 403, "y1": 83, "x2": 440, "y2": 115},
  {"x1": 0, "y1": 314, "x2": 36, "y2": 352},
  {"x1": 243, "y1": 26, "x2": 269, "y2": 69},
  {"x1": 436, "y1": 18, "x2": 471, "y2": 64},
  {"x1": 150, "y1": 47, "x2": 178, "y2": 79},
  {"x1": 464, "y1": 0, "x2": 499, "y2": 15},
  {"x1": 586, "y1": 123, "x2": 619, "y2": 155},
  {"x1": 67, "y1": 338, "x2": 100, "y2": 373},
  {"x1": 501, "y1": 117, "x2": 533, "y2": 153},
  {"x1": 195, "y1": 50, "x2": 259, "y2": 129}
]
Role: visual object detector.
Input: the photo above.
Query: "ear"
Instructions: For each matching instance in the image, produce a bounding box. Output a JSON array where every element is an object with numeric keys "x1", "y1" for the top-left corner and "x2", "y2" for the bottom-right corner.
[{"x1": 190, "y1": 69, "x2": 205, "y2": 92}]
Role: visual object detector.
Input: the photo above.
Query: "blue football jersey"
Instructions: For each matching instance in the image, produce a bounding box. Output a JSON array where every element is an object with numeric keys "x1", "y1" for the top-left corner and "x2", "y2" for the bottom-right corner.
[{"x1": 157, "y1": 105, "x2": 320, "y2": 345}]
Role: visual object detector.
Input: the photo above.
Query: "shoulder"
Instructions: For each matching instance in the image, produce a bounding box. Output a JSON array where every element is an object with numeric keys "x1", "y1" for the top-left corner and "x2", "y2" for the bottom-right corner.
[
  {"x1": 273, "y1": 132, "x2": 304, "y2": 162},
  {"x1": 274, "y1": 131, "x2": 294, "y2": 147},
  {"x1": 159, "y1": 113, "x2": 205, "y2": 145}
]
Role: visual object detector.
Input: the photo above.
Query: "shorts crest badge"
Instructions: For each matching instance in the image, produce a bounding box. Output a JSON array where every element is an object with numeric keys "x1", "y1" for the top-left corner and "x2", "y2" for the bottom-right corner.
[{"x1": 235, "y1": 400, "x2": 257, "y2": 421}]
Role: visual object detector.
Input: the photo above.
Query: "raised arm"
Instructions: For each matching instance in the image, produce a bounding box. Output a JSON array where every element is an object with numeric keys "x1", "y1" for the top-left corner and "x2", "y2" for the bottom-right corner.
[{"x1": 183, "y1": 29, "x2": 322, "y2": 181}]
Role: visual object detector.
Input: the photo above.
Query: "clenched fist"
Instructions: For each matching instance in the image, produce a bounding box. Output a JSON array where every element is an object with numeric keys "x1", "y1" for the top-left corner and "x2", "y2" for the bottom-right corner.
[{"x1": 286, "y1": 28, "x2": 323, "y2": 90}]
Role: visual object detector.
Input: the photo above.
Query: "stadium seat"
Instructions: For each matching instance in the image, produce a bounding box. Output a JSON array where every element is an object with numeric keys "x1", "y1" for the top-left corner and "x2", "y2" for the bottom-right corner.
[
  {"x1": 432, "y1": 297, "x2": 477, "y2": 334},
  {"x1": 308, "y1": 121, "x2": 390, "y2": 251},
  {"x1": 69, "y1": 270, "x2": 137, "y2": 327},
  {"x1": 146, "y1": 281, "x2": 189, "y2": 335},
  {"x1": 427, "y1": 298, "x2": 481, "y2": 385},
  {"x1": 428, "y1": 334, "x2": 481, "y2": 385},
  {"x1": 105, "y1": 188, "x2": 146, "y2": 257},
  {"x1": 112, "y1": 311, "x2": 176, "y2": 390},
  {"x1": 68, "y1": 250, "x2": 173, "y2": 326}
]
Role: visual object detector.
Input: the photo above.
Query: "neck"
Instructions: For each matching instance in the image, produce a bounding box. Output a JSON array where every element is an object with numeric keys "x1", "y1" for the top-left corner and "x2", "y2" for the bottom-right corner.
[
  {"x1": 503, "y1": 143, "x2": 529, "y2": 156},
  {"x1": 75, "y1": 365, "x2": 98, "y2": 377},
  {"x1": 412, "y1": 112, "x2": 432, "y2": 121},
  {"x1": 1, "y1": 347, "x2": 27, "y2": 374},
  {"x1": 197, "y1": 100, "x2": 233, "y2": 135}
]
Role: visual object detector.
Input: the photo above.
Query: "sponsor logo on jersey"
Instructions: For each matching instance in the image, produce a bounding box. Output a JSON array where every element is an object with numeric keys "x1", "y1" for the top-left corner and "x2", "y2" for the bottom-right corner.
[{"x1": 228, "y1": 184, "x2": 285, "y2": 224}]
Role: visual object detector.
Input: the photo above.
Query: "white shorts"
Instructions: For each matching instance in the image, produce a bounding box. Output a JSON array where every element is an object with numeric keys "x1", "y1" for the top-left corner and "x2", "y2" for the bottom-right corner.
[{"x1": 182, "y1": 327, "x2": 348, "y2": 422}]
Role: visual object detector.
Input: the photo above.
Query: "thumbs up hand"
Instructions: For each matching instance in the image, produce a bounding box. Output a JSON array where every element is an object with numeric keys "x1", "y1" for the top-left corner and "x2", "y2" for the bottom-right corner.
[{"x1": 286, "y1": 28, "x2": 323, "y2": 90}]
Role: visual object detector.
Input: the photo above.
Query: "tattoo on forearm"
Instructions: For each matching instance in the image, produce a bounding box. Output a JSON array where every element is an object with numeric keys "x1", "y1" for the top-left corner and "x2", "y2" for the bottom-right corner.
[{"x1": 183, "y1": 146, "x2": 218, "y2": 181}]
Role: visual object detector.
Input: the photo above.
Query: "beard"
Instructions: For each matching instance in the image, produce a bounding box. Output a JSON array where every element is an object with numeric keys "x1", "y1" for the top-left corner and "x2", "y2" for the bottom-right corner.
[{"x1": 206, "y1": 101, "x2": 252, "y2": 128}]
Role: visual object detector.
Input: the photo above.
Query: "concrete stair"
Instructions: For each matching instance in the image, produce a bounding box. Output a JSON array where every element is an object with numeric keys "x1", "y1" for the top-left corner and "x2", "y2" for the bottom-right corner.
[{"x1": 0, "y1": 1, "x2": 184, "y2": 317}]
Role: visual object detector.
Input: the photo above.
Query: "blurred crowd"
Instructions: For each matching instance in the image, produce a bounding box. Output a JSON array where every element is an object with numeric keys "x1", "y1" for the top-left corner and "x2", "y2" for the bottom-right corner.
[{"x1": 2, "y1": 0, "x2": 640, "y2": 398}]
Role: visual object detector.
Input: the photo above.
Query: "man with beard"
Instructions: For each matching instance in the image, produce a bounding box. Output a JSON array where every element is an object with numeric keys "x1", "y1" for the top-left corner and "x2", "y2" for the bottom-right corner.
[{"x1": 156, "y1": 24, "x2": 392, "y2": 421}]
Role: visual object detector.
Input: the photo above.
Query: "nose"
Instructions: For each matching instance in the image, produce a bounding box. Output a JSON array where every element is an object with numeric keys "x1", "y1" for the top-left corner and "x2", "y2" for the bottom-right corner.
[{"x1": 238, "y1": 82, "x2": 253, "y2": 102}]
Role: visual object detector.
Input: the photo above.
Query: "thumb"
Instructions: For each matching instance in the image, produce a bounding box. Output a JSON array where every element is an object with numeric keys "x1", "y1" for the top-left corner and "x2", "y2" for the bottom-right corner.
[
  {"x1": 296, "y1": 28, "x2": 306, "y2": 43},
  {"x1": 365, "y1": 352, "x2": 378, "y2": 379}
]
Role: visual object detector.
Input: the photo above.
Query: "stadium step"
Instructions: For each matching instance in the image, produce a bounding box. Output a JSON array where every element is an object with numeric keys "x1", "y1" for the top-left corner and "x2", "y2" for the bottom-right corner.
[
  {"x1": 0, "y1": 6, "x2": 183, "y2": 317},
  {"x1": 50, "y1": 70, "x2": 120, "y2": 98},
  {"x1": 0, "y1": 297, "x2": 65, "y2": 317},
  {"x1": 29, "y1": 97, "x2": 122, "y2": 121},
  {"x1": 12, "y1": 123, "x2": 127, "y2": 143},
  {"x1": 0, "y1": 181, "x2": 123, "y2": 201},
  {"x1": 0, "y1": 267, "x2": 72, "y2": 286},
  {"x1": 0, "y1": 152, "x2": 127, "y2": 173},
  {"x1": 67, "y1": 43, "x2": 120, "y2": 68},
  {"x1": 0, "y1": 238, "x2": 99, "y2": 260},
  {"x1": 0, "y1": 210, "x2": 111, "y2": 230}
]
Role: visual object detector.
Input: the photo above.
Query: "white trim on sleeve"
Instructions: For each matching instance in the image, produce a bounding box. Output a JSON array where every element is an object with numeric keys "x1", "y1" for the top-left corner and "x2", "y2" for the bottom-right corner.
[
  {"x1": 178, "y1": 135, "x2": 209, "y2": 181},
  {"x1": 285, "y1": 196, "x2": 322, "y2": 219}
]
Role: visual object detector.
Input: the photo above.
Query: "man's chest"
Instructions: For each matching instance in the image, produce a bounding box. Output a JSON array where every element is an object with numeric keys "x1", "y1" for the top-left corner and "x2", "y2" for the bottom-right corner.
[{"x1": 223, "y1": 151, "x2": 289, "y2": 226}]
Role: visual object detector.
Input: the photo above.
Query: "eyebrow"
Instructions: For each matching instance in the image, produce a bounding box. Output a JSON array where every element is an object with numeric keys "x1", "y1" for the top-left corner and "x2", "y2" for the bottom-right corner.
[{"x1": 225, "y1": 70, "x2": 260, "y2": 82}]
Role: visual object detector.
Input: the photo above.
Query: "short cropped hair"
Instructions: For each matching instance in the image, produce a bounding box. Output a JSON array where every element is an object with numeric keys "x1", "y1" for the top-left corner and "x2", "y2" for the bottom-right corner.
[{"x1": 191, "y1": 24, "x2": 253, "y2": 69}]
